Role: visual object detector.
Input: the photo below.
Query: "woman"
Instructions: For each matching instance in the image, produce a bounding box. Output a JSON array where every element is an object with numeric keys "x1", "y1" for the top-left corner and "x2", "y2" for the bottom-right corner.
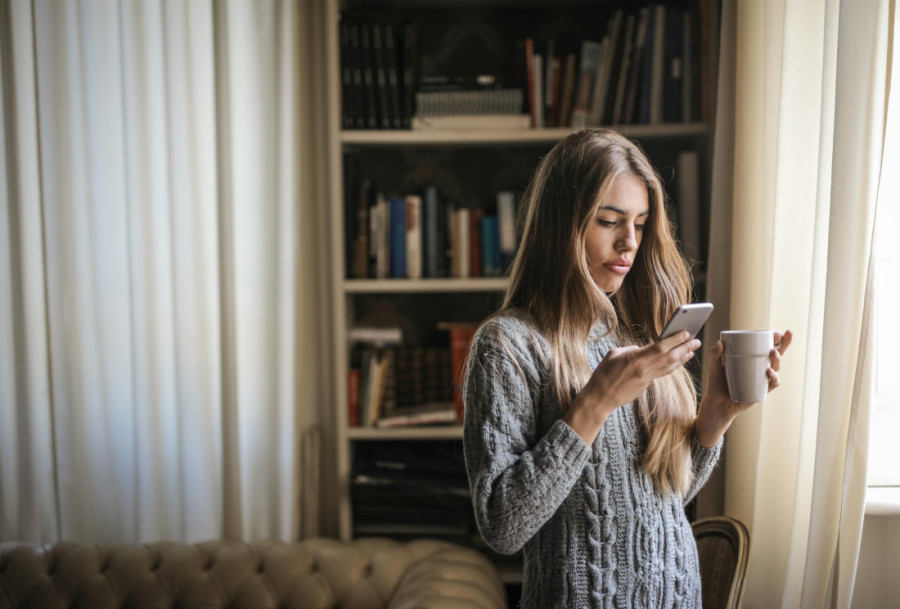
[{"x1": 462, "y1": 128, "x2": 792, "y2": 608}]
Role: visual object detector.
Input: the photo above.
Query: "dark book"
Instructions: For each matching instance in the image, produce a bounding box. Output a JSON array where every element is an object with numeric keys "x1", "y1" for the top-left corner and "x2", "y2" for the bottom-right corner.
[
  {"x1": 348, "y1": 23, "x2": 369, "y2": 129},
  {"x1": 353, "y1": 179, "x2": 372, "y2": 279},
  {"x1": 389, "y1": 195, "x2": 407, "y2": 278},
  {"x1": 401, "y1": 22, "x2": 418, "y2": 128},
  {"x1": 371, "y1": 23, "x2": 393, "y2": 129},
  {"x1": 423, "y1": 185, "x2": 440, "y2": 278},
  {"x1": 384, "y1": 23, "x2": 403, "y2": 129},
  {"x1": 637, "y1": 5, "x2": 658, "y2": 124},
  {"x1": 663, "y1": 8, "x2": 684, "y2": 123},
  {"x1": 359, "y1": 24, "x2": 380, "y2": 129},
  {"x1": 623, "y1": 7, "x2": 651, "y2": 124},
  {"x1": 611, "y1": 13, "x2": 637, "y2": 125},
  {"x1": 339, "y1": 20, "x2": 358, "y2": 129}
]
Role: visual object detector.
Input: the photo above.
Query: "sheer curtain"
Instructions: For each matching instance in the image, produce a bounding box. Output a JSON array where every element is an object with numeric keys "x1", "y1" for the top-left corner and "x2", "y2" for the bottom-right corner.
[
  {"x1": 0, "y1": 0, "x2": 328, "y2": 543},
  {"x1": 704, "y1": 0, "x2": 894, "y2": 606}
]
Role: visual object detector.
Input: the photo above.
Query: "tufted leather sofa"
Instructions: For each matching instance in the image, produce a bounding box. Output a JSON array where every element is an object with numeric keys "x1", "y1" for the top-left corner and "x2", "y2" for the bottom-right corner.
[{"x1": 0, "y1": 537, "x2": 507, "y2": 609}]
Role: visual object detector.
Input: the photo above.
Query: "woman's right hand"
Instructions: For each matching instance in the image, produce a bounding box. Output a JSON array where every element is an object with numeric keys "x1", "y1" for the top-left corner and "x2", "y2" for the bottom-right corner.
[{"x1": 563, "y1": 331, "x2": 701, "y2": 445}]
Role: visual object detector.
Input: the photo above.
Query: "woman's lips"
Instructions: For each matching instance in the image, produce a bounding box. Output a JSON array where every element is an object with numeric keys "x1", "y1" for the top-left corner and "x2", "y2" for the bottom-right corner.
[{"x1": 603, "y1": 260, "x2": 632, "y2": 274}]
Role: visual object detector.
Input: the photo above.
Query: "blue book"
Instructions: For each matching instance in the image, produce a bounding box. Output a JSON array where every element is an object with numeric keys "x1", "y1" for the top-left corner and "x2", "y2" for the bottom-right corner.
[
  {"x1": 481, "y1": 216, "x2": 500, "y2": 277},
  {"x1": 389, "y1": 196, "x2": 407, "y2": 278}
]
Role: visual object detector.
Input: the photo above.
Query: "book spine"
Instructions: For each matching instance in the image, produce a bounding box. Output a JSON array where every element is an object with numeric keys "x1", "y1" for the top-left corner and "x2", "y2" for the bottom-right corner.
[
  {"x1": 406, "y1": 194, "x2": 422, "y2": 279},
  {"x1": 612, "y1": 14, "x2": 637, "y2": 125},
  {"x1": 558, "y1": 53, "x2": 577, "y2": 128},
  {"x1": 384, "y1": 24, "x2": 403, "y2": 129},
  {"x1": 402, "y1": 22, "x2": 417, "y2": 129},
  {"x1": 525, "y1": 38, "x2": 536, "y2": 127},
  {"x1": 390, "y1": 196, "x2": 407, "y2": 278},
  {"x1": 481, "y1": 215, "x2": 500, "y2": 277},
  {"x1": 339, "y1": 20, "x2": 356, "y2": 129},
  {"x1": 359, "y1": 24, "x2": 381, "y2": 129},
  {"x1": 649, "y1": 5, "x2": 667, "y2": 124},
  {"x1": 454, "y1": 208, "x2": 470, "y2": 279},
  {"x1": 624, "y1": 8, "x2": 650, "y2": 125},
  {"x1": 353, "y1": 179, "x2": 371, "y2": 278},
  {"x1": 348, "y1": 23, "x2": 367, "y2": 129},
  {"x1": 423, "y1": 185, "x2": 440, "y2": 278},
  {"x1": 497, "y1": 191, "x2": 517, "y2": 271},
  {"x1": 372, "y1": 23, "x2": 393, "y2": 129},
  {"x1": 469, "y1": 207, "x2": 483, "y2": 278},
  {"x1": 447, "y1": 325, "x2": 478, "y2": 423},
  {"x1": 570, "y1": 40, "x2": 602, "y2": 127}
]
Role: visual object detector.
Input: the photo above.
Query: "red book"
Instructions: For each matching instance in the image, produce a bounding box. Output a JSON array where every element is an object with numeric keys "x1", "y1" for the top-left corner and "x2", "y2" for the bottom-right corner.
[
  {"x1": 347, "y1": 369, "x2": 360, "y2": 427},
  {"x1": 439, "y1": 322, "x2": 480, "y2": 423}
]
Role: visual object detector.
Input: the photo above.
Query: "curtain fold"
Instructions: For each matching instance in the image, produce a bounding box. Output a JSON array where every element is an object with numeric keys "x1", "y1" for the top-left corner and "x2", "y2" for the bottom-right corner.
[
  {"x1": 706, "y1": 0, "x2": 892, "y2": 606},
  {"x1": 0, "y1": 0, "x2": 325, "y2": 544}
]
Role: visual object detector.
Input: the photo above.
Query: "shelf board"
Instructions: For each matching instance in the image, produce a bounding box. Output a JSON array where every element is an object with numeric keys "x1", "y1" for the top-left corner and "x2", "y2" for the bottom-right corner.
[
  {"x1": 347, "y1": 426, "x2": 464, "y2": 440},
  {"x1": 344, "y1": 278, "x2": 509, "y2": 293},
  {"x1": 341, "y1": 123, "x2": 711, "y2": 146}
]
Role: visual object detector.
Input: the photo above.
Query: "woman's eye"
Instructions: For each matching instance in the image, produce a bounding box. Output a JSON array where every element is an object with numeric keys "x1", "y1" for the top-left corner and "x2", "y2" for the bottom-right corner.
[
  {"x1": 596, "y1": 219, "x2": 616, "y2": 227},
  {"x1": 635, "y1": 224, "x2": 645, "y2": 231}
]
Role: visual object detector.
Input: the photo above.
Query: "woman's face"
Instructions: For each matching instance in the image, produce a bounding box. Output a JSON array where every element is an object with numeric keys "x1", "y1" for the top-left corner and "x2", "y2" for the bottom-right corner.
[{"x1": 585, "y1": 172, "x2": 650, "y2": 293}]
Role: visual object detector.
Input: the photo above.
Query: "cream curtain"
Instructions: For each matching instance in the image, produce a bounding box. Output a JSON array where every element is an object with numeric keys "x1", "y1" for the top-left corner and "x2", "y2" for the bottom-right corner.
[
  {"x1": 0, "y1": 0, "x2": 328, "y2": 543},
  {"x1": 705, "y1": 0, "x2": 894, "y2": 607}
]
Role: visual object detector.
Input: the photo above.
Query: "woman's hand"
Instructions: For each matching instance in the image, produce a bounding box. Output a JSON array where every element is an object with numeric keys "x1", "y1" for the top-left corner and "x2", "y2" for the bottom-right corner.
[
  {"x1": 694, "y1": 330, "x2": 794, "y2": 447},
  {"x1": 564, "y1": 331, "x2": 701, "y2": 445}
]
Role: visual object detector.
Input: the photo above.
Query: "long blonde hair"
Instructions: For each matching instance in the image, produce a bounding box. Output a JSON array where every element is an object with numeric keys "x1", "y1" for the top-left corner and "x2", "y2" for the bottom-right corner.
[{"x1": 503, "y1": 128, "x2": 696, "y2": 495}]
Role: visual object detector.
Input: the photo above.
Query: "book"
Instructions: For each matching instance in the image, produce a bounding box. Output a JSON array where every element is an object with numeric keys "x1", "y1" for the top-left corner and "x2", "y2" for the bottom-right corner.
[
  {"x1": 423, "y1": 186, "x2": 440, "y2": 277},
  {"x1": 611, "y1": 13, "x2": 637, "y2": 125},
  {"x1": 371, "y1": 192, "x2": 390, "y2": 279},
  {"x1": 390, "y1": 196, "x2": 407, "y2": 277},
  {"x1": 453, "y1": 207, "x2": 470, "y2": 279},
  {"x1": 411, "y1": 114, "x2": 530, "y2": 130},
  {"x1": 401, "y1": 22, "x2": 418, "y2": 128},
  {"x1": 497, "y1": 191, "x2": 517, "y2": 272},
  {"x1": 570, "y1": 40, "x2": 602, "y2": 127},
  {"x1": 557, "y1": 53, "x2": 577, "y2": 128},
  {"x1": 375, "y1": 403, "x2": 457, "y2": 428},
  {"x1": 587, "y1": 10, "x2": 624, "y2": 126},
  {"x1": 525, "y1": 37, "x2": 536, "y2": 127},
  {"x1": 649, "y1": 4, "x2": 667, "y2": 124},
  {"x1": 353, "y1": 179, "x2": 372, "y2": 279},
  {"x1": 545, "y1": 38, "x2": 560, "y2": 127},
  {"x1": 532, "y1": 53, "x2": 544, "y2": 128},
  {"x1": 663, "y1": 8, "x2": 684, "y2": 123},
  {"x1": 469, "y1": 207, "x2": 483, "y2": 278},
  {"x1": 383, "y1": 23, "x2": 403, "y2": 129},
  {"x1": 623, "y1": 8, "x2": 650, "y2": 125},
  {"x1": 405, "y1": 194, "x2": 422, "y2": 279},
  {"x1": 339, "y1": 20, "x2": 358, "y2": 129},
  {"x1": 481, "y1": 215, "x2": 501, "y2": 277},
  {"x1": 358, "y1": 24, "x2": 380, "y2": 129},
  {"x1": 438, "y1": 322, "x2": 480, "y2": 422},
  {"x1": 347, "y1": 23, "x2": 367, "y2": 128},
  {"x1": 348, "y1": 326, "x2": 403, "y2": 346},
  {"x1": 371, "y1": 23, "x2": 393, "y2": 129},
  {"x1": 677, "y1": 150, "x2": 701, "y2": 261}
]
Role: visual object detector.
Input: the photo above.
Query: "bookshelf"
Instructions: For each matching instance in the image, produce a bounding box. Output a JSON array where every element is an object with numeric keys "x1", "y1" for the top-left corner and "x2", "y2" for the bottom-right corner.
[{"x1": 325, "y1": 0, "x2": 720, "y2": 585}]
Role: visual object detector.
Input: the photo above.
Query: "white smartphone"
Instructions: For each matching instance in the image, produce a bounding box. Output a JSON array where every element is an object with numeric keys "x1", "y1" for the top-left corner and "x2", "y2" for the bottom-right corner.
[{"x1": 660, "y1": 302, "x2": 714, "y2": 341}]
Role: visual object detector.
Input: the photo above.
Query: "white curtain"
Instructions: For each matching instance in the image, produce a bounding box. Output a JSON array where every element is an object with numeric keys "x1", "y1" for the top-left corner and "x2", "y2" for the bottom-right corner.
[
  {"x1": 0, "y1": 0, "x2": 328, "y2": 543},
  {"x1": 704, "y1": 0, "x2": 894, "y2": 606}
]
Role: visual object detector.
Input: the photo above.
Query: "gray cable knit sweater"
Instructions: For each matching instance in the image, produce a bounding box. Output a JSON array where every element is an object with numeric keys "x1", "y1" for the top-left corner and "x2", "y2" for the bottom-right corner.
[{"x1": 462, "y1": 314, "x2": 722, "y2": 609}]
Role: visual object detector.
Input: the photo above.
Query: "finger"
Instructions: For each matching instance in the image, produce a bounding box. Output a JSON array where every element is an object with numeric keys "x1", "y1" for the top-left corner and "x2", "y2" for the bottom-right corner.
[
  {"x1": 769, "y1": 346, "x2": 783, "y2": 372},
  {"x1": 777, "y1": 330, "x2": 793, "y2": 355},
  {"x1": 607, "y1": 345, "x2": 640, "y2": 358},
  {"x1": 767, "y1": 367, "x2": 781, "y2": 391},
  {"x1": 656, "y1": 330, "x2": 693, "y2": 350}
]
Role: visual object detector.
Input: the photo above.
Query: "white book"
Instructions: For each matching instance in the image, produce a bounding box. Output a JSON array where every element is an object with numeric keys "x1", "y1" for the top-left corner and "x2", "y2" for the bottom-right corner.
[
  {"x1": 348, "y1": 326, "x2": 403, "y2": 346},
  {"x1": 677, "y1": 150, "x2": 701, "y2": 260},
  {"x1": 411, "y1": 114, "x2": 531, "y2": 130},
  {"x1": 497, "y1": 191, "x2": 517, "y2": 256},
  {"x1": 405, "y1": 194, "x2": 422, "y2": 279}
]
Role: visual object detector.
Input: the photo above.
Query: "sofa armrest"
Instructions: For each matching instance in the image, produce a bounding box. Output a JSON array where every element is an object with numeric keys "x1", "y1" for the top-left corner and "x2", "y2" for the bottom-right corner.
[{"x1": 387, "y1": 540, "x2": 506, "y2": 609}]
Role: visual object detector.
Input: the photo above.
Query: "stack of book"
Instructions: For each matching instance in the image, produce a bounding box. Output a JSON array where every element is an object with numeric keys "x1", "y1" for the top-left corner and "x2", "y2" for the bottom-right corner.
[
  {"x1": 525, "y1": 3, "x2": 707, "y2": 128},
  {"x1": 348, "y1": 327, "x2": 457, "y2": 428},
  {"x1": 351, "y1": 441, "x2": 475, "y2": 542},
  {"x1": 339, "y1": 18, "x2": 416, "y2": 129},
  {"x1": 348, "y1": 183, "x2": 518, "y2": 281}
]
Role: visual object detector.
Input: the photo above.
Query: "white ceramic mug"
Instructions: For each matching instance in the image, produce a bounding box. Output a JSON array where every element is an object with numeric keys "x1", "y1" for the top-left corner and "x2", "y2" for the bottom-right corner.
[{"x1": 720, "y1": 331, "x2": 775, "y2": 403}]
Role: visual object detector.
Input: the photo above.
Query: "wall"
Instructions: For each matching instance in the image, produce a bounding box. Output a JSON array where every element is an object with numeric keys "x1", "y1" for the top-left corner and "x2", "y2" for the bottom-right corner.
[{"x1": 851, "y1": 514, "x2": 900, "y2": 608}]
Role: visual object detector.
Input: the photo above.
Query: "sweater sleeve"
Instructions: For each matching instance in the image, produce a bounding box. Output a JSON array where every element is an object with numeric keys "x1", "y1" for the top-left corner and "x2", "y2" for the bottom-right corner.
[
  {"x1": 462, "y1": 319, "x2": 592, "y2": 555},
  {"x1": 684, "y1": 429, "x2": 723, "y2": 504}
]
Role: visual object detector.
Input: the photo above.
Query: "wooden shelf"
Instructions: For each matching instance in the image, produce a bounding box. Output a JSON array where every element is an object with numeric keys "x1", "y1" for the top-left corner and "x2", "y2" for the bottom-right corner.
[
  {"x1": 343, "y1": 278, "x2": 509, "y2": 293},
  {"x1": 341, "y1": 122, "x2": 711, "y2": 146},
  {"x1": 347, "y1": 426, "x2": 464, "y2": 440}
]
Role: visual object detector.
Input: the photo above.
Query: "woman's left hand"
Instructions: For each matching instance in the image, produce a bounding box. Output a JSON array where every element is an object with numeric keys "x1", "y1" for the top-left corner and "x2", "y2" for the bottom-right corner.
[{"x1": 695, "y1": 330, "x2": 794, "y2": 447}]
